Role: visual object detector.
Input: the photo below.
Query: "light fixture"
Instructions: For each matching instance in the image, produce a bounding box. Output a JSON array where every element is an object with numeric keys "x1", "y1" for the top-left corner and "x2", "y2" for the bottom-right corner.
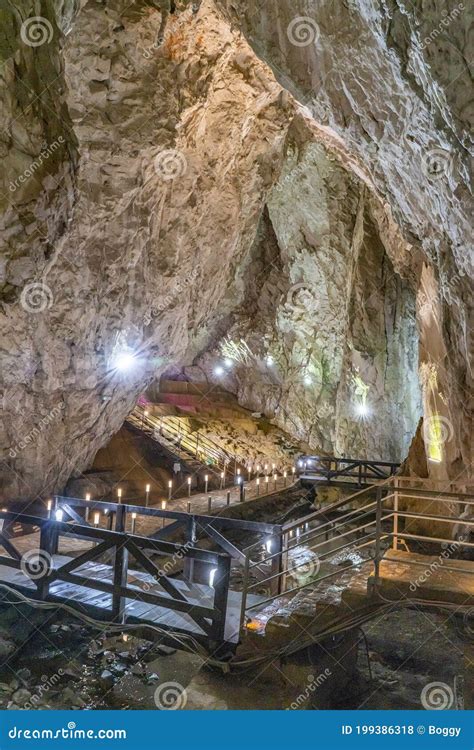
[
  {"x1": 85, "y1": 493, "x2": 91, "y2": 502},
  {"x1": 112, "y1": 349, "x2": 137, "y2": 373},
  {"x1": 93, "y1": 512, "x2": 100, "y2": 526},
  {"x1": 265, "y1": 355, "x2": 274, "y2": 366},
  {"x1": 214, "y1": 365, "x2": 224, "y2": 376},
  {"x1": 55, "y1": 510, "x2": 63, "y2": 522},
  {"x1": 209, "y1": 568, "x2": 217, "y2": 587},
  {"x1": 355, "y1": 402, "x2": 369, "y2": 417},
  {"x1": 265, "y1": 539, "x2": 272, "y2": 554},
  {"x1": 223, "y1": 358, "x2": 233, "y2": 368},
  {"x1": 303, "y1": 375, "x2": 312, "y2": 386}
]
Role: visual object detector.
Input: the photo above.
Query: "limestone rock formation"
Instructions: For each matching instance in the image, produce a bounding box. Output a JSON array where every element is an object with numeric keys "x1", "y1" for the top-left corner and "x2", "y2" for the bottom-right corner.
[{"x1": 0, "y1": 0, "x2": 471, "y2": 500}]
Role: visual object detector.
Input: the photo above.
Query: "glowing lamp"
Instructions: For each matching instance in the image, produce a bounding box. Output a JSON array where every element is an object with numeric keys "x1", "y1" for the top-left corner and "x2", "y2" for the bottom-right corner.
[{"x1": 209, "y1": 568, "x2": 217, "y2": 587}]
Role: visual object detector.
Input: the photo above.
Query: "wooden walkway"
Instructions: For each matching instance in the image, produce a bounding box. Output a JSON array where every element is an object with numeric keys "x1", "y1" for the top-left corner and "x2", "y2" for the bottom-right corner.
[
  {"x1": 0, "y1": 553, "x2": 261, "y2": 645},
  {"x1": 0, "y1": 498, "x2": 280, "y2": 652},
  {"x1": 299, "y1": 455, "x2": 399, "y2": 489}
]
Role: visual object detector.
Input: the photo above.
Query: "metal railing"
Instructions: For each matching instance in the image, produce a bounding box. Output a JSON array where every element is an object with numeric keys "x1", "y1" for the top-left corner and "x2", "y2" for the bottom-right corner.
[
  {"x1": 128, "y1": 406, "x2": 244, "y2": 478},
  {"x1": 238, "y1": 476, "x2": 474, "y2": 632}
]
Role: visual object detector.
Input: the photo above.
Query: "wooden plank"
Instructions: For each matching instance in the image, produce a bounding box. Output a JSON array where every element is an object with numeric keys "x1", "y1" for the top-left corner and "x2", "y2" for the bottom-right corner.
[
  {"x1": 49, "y1": 540, "x2": 115, "y2": 581},
  {"x1": 54, "y1": 570, "x2": 215, "y2": 618},
  {"x1": 126, "y1": 540, "x2": 214, "y2": 636},
  {"x1": 204, "y1": 524, "x2": 246, "y2": 564},
  {"x1": 126, "y1": 540, "x2": 187, "y2": 602},
  {"x1": 0, "y1": 534, "x2": 22, "y2": 560}
]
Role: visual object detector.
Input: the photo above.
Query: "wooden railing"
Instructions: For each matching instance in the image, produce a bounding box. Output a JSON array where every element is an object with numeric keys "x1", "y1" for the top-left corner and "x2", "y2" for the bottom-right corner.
[{"x1": 298, "y1": 455, "x2": 400, "y2": 487}]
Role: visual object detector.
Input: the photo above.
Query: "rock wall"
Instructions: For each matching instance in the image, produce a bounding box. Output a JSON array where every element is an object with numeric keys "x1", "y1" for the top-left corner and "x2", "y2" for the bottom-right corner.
[
  {"x1": 0, "y1": 0, "x2": 471, "y2": 500},
  {"x1": 214, "y1": 0, "x2": 472, "y2": 476}
]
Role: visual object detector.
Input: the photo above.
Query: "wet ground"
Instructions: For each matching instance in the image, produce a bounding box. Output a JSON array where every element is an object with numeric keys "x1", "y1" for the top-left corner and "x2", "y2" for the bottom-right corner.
[{"x1": 0, "y1": 593, "x2": 469, "y2": 710}]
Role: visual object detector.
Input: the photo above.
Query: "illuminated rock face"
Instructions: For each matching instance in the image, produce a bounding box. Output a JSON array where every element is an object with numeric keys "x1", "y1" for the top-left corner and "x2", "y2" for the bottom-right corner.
[
  {"x1": 0, "y1": 0, "x2": 470, "y2": 499},
  {"x1": 197, "y1": 136, "x2": 422, "y2": 461}
]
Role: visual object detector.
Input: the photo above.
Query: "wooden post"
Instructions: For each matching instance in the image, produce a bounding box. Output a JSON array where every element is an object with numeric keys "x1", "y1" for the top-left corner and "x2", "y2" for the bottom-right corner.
[
  {"x1": 212, "y1": 555, "x2": 231, "y2": 641},
  {"x1": 393, "y1": 476, "x2": 399, "y2": 550},
  {"x1": 112, "y1": 505, "x2": 128, "y2": 621},
  {"x1": 37, "y1": 521, "x2": 54, "y2": 599},
  {"x1": 226, "y1": 491, "x2": 230, "y2": 506},
  {"x1": 184, "y1": 515, "x2": 196, "y2": 582}
]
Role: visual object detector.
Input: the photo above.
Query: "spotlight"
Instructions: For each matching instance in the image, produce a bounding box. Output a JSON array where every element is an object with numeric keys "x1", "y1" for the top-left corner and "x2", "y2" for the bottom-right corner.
[
  {"x1": 303, "y1": 375, "x2": 312, "y2": 386},
  {"x1": 214, "y1": 365, "x2": 224, "y2": 376},
  {"x1": 355, "y1": 402, "x2": 370, "y2": 417},
  {"x1": 265, "y1": 355, "x2": 274, "y2": 366},
  {"x1": 223, "y1": 358, "x2": 233, "y2": 368},
  {"x1": 209, "y1": 568, "x2": 217, "y2": 587},
  {"x1": 112, "y1": 349, "x2": 137, "y2": 373}
]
